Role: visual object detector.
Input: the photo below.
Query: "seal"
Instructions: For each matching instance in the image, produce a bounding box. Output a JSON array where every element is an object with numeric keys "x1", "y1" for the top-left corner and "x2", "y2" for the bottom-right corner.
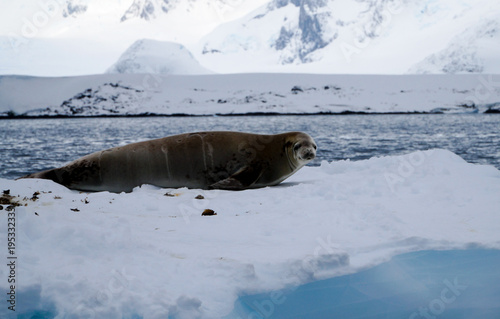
[{"x1": 20, "y1": 131, "x2": 316, "y2": 193}]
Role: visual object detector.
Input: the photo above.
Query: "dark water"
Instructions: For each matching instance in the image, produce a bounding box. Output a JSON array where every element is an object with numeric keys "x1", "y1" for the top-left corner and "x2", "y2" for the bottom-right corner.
[{"x1": 1, "y1": 114, "x2": 499, "y2": 179}]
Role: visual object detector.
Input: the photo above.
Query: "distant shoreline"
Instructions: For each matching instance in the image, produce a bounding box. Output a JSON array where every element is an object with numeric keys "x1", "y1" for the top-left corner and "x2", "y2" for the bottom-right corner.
[
  {"x1": 1, "y1": 110, "x2": 499, "y2": 120},
  {"x1": 1, "y1": 73, "x2": 499, "y2": 117}
]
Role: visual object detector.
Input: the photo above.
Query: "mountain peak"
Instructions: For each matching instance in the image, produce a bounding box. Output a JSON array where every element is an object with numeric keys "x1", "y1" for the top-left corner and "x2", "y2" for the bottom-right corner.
[
  {"x1": 121, "y1": 0, "x2": 170, "y2": 22},
  {"x1": 62, "y1": 0, "x2": 88, "y2": 18}
]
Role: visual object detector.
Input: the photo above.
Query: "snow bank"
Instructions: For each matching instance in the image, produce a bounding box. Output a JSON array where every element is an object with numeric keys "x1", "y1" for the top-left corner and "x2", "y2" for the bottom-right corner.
[
  {"x1": 1, "y1": 149, "x2": 499, "y2": 318},
  {"x1": 1, "y1": 73, "x2": 499, "y2": 116}
]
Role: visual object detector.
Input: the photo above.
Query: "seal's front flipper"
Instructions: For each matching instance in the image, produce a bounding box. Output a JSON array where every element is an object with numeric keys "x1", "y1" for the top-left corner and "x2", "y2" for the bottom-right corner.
[
  {"x1": 209, "y1": 177, "x2": 245, "y2": 190},
  {"x1": 209, "y1": 165, "x2": 263, "y2": 190}
]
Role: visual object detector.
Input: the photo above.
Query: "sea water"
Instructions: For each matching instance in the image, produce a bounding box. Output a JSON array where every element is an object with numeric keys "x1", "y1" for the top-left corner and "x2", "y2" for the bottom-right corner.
[{"x1": 1, "y1": 114, "x2": 499, "y2": 179}]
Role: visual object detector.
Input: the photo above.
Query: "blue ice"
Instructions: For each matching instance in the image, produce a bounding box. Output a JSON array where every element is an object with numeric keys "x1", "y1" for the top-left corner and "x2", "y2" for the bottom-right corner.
[{"x1": 226, "y1": 249, "x2": 500, "y2": 319}]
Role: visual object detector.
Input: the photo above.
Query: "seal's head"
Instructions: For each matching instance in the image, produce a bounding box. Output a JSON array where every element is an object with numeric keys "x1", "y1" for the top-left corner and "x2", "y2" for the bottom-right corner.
[{"x1": 286, "y1": 132, "x2": 317, "y2": 168}]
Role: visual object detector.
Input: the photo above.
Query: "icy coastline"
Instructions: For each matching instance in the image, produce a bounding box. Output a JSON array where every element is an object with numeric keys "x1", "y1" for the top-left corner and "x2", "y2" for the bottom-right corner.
[{"x1": 1, "y1": 74, "x2": 499, "y2": 117}]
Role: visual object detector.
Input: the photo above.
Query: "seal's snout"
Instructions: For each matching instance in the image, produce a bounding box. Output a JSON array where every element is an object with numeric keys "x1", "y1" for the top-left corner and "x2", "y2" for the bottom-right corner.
[
  {"x1": 298, "y1": 147, "x2": 316, "y2": 162},
  {"x1": 303, "y1": 150, "x2": 315, "y2": 161}
]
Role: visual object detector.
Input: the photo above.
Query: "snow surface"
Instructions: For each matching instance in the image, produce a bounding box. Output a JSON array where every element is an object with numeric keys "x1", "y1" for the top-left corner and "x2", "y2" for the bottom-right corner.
[
  {"x1": 1, "y1": 73, "x2": 500, "y2": 116},
  {"x1": 106, "y1": 39, "x2": 213, "y2": 75},
  {"x1": 1, "y1": 149, "x2": 500, "y2": 318}
]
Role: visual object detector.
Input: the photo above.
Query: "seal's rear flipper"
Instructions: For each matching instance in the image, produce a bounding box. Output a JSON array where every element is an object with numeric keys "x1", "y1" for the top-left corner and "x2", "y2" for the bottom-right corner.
[{"x1": 17, "y1": 168, "x2": 63, "y2": 184}]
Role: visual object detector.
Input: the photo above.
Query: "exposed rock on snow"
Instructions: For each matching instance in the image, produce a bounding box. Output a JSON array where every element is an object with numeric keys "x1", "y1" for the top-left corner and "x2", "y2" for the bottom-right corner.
[
  {"x1": 121, "y1": 0, "x2": 171, "y2": 22},
  {"x1": 62, "y1": 0, "x2": 88, "y2": 18},
  {"x1": 485, "y1": 102, "x2": 500, "y2": 113},
  {"x1": 270, "y1": 0, "x2": 333, "y2": 63},
  {"x1": 119, "y1": 0, "x2": 257, "y2": 23},
  {"x1": 48, "y1": 83, "x2": 146, "y2": 116}
]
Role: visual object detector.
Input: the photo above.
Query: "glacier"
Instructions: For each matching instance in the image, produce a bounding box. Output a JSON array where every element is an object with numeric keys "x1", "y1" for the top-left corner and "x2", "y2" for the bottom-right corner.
[{"x1": 228, "y1": 249, "x2": 500, "y2": 319}]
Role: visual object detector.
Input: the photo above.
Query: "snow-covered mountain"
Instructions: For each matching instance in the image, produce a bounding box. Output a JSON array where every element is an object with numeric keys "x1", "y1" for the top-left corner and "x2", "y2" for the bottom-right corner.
[
  {"x1": 1, "y1": 0, "x2": 499, "y2": 75},
  {"x1": 0, "y1": 0, "x2": 268, "y2": 76},
  {"x1": 197, "y1": 0, "x2": 500, "y2": 73},
  {"x1": 106, "y1": 39, "x2": 213, "y2": 75},
  {"x1": 119, "y1": 0, "x2": 263, "y2": 23},
  {"x1": 409, "y1": 19, "x2": 500, "y2": 74}
]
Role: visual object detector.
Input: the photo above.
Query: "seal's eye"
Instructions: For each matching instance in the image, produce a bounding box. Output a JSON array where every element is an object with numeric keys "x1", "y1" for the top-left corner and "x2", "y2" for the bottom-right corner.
[
  {"x1": 313, "y1": 144, "x2": 317, "y2": 150},
  {"x1": 294, "y1": 144, "x2": 301, "y2": 151}
]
